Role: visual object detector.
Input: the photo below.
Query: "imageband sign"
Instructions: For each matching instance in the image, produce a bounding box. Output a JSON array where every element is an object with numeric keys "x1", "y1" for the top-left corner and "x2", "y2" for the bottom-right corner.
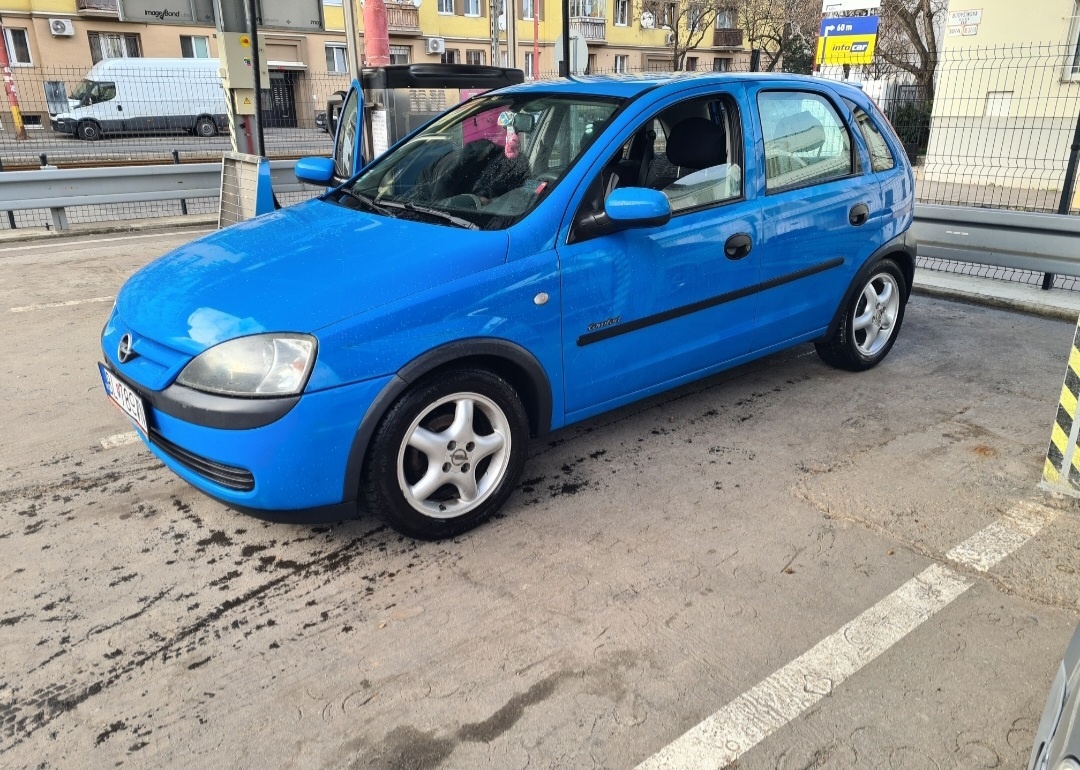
[
  {"x1": 118, "y1": 0, "x2": 322, "y2": 30},
  {"x1": 817, "y1": 15, "x2": 880, "y2": 65}
]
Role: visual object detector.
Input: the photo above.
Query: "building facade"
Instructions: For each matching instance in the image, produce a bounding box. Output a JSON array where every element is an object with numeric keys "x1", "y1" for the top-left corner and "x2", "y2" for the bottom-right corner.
[
  {"x1": 0, "y1": 0, "x2": 751, "y2": 135},
  {"x1": 921, "y1": 0, "x2": 1080, "y2": 207}
]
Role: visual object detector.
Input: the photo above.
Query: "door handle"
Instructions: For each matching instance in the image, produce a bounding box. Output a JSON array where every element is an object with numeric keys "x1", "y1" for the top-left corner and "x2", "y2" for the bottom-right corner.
[
  {"x1": 849, "y1": 203, "x2": 869, "y2": 226},
  {"x1": 724, "y1": 233, "x2": 753, "y2": 260},
  {"x1": 117, "y1": 105, "x2": 123, "y2": 111}
]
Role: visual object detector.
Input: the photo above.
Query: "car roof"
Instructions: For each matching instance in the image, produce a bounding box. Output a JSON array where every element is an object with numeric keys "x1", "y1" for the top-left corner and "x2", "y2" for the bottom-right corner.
[{"x1": 498, "y1": 72, "x2": 853, "y2": 99}]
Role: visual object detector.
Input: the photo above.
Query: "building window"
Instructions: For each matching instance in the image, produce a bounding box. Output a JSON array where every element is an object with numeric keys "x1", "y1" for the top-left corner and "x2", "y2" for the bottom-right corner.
[
  {"x1": 613, "y1": 0, "x2": 628, "y2": 25},
  {"x1": 685, "y1": 57, "x2": 698, "y2": 71},
  {"x1": 390, "y1": 45, "x2": 410, "y2": 65},
  {"x1": 569, "y1": 0, "x2": 604, "y2": 19},
  {"x1": 180, "y1": 35, "x2": 210, "y2": 58},
  {"x1": 587, "y1": 52, "x2": 597, "y2": 73},
  {"x1": 1073, "y1": 2, "x2": 1080, "y2": 74},
  {"x1": 524, "y1": 51, "x2": 534, "y2": 78},
  {"x1": 522, "y1": 0, "x2": 535, "y2": 20},
  {"x1": 716, "y1": 9, "x2": 736, "y2": 28},
  {"x1": 614, "y1": 54, "x2": 628, "y2": 73},
  {"x1": 466, "y1": 49, "x2": 484, "y2": 65},
  {"x1": 712, "y1": 57, "x2": 731, "y2": 72},
  {"x1": 437, "y1": 0, "x2": 454, "y2": 13},
  {"x1": 325, "y1": 44, "x2": 348, "y2": 72},
  {"x1": 3, "y1": 27, "x2": 32, "y2": 66},
  {"x1": 88, "y1": 32, "x2": 142, "y2": 64},
  {"x1": 441, "y1": 49, "x2": 459, "y2": 64},
  {"x1": 464, "y1": 0, "x2": 481, "y2": 14},
  {"x1": 662, "y1": 2, "x2": 677, "y2": 28}
]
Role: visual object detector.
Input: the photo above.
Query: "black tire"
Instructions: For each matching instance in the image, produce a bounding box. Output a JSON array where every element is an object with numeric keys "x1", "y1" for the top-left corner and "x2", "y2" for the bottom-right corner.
[
  {"x1": 194, "y1": 116, "x2": 218, "y2": 138},
  {"x1": 77, "y1": 120, "x2": 101, "y2": 141},
  {"x1": 816, "y1": 258, "x2": 908, "y2": 372},
  {"x1": 361, "y1": 368, "x2": 529, "y2": 540}
]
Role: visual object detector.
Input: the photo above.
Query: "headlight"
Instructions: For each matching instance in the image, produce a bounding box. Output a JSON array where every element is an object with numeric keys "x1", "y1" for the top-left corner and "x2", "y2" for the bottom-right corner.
[
  {"x1": 176, "y1": 333, "x2": 317, "y2": 397},
  {"x1": 1057, "y1": 759, "x2": 1080, "y2": 770}
]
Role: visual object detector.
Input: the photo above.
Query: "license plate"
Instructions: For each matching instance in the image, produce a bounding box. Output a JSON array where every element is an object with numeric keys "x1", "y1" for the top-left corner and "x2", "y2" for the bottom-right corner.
[{"x1": 99, "y1": 363, "x2": 148, "y2": 434}]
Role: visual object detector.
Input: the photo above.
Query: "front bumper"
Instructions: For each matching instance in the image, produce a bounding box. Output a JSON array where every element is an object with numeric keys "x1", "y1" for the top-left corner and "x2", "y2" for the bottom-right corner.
[
  {"x1": 51, "y1": 117, "x2": 76, "y2": 135},
  {"x1": 102, "y1": 354, "x2": 393, "y2": 515}
]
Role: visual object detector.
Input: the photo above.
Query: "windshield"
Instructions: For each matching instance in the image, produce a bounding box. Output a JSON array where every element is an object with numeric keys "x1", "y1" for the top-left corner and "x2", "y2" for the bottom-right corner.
[{"x1": 331, "y1": 93, "x2": 623, "y2": 230}]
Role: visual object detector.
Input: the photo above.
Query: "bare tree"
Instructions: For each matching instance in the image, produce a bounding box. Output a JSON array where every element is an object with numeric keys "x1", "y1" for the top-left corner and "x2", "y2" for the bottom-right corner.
[
  {"x1": 873, "y1": 0, "x2": 947, "y2": 100},
  {"x1": 737, "y1": 0, "x2": 819, "y2": 71},
  {"x1": 640, "y1": 0, "x2": 734, "y2": 70}
]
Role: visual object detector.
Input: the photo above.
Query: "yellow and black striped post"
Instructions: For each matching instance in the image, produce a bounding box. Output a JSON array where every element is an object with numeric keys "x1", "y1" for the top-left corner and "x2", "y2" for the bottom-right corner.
[{"x1": 1043, "y1": 319, "x2": 1080, "y2": 494}]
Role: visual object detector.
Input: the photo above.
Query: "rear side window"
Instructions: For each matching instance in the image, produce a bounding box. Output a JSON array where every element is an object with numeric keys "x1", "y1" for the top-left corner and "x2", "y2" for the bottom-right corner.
[
  {"x1": 846, "y1": 100, "x2": 896, "y2": 172},
  {"x1": 758, "y1": 91, "x2": 852, "y2": 191}
]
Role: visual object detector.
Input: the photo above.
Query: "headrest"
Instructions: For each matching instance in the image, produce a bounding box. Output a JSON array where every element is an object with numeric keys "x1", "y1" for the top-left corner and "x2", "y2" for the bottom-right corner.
[
  {"x1": 666, "y1": 117, "x2": 727, "y2": 169},
  {"x1": 769, "y1": 111, "x2": 825, "y2": 153}
]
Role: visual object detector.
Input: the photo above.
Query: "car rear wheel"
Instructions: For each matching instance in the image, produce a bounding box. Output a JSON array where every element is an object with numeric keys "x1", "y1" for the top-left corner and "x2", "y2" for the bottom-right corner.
[
  {"x1": 194, "y1": 116, "x2": 218, "y2": 138},
  {"x1": 815, "y1": 258, "x2": 907, "y2": 371},
  {"x1": 362, "y1": 368, "x2": 529, "y2": 540},
  {"x1": 77, "y1": 121, "x2": 101, "y2": 141}
]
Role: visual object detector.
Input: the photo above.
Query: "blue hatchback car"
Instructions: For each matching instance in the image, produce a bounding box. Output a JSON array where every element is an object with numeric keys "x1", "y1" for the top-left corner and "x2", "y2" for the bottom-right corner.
[{"x1": 99, "y1": 73, "x2": 915, "y2": 539}]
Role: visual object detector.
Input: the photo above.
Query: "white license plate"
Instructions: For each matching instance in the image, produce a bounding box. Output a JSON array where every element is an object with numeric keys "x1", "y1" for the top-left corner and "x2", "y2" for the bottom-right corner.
[{"x1": 99, "y1": 363, "x2": 148, "y2": 434}]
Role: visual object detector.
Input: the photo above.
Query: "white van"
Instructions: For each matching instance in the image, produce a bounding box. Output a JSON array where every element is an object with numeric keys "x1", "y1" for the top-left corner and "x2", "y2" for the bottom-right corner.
[{"x1": 51, "y1": 58, "x2": 227, "y2": 141}]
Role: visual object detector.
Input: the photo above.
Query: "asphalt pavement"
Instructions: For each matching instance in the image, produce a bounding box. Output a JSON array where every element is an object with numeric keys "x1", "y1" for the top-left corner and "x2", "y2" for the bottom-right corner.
[{"x1": 1, "y1": 229, "x2": 1079, "y2": 769}]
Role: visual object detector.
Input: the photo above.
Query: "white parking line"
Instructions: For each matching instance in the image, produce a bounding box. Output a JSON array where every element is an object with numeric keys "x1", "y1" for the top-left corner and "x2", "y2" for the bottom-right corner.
[
  {"x1": 636, "y1": 502, "x2": 1057, "y2": 770},
  {"x1": 9, "y1": 296, "x2": 113, "y2": 313},
  {"x1": 0, "y1": 229, "x2": 212, "y2": 254},
  {"x1": 100, "y1": 431, "x2": 140, "y2": 449}
]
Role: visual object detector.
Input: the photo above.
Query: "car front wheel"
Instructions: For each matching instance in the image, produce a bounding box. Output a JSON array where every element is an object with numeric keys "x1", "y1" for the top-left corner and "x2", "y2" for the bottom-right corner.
[
  {"x1": 362, "y1": 368, "x2": 529, "y2": 539},
  {"x1": 816, "y1": 258, "x2": 907, "y2": 371}
]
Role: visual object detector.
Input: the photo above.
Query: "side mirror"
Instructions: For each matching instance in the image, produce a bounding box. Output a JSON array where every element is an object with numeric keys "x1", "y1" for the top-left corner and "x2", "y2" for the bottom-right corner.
[
  {"x1": 513, "y1": 112, "x2": 536, "y2": 133},
  {"x1": 294, "y1": 157, "x2": 335, "y2": 186},
  {"x1": 576, "y1": 187, "x2": 672, "y2": 241},
  {"x1": 605, "y1": 187, "x2": 672, "y2": 228},
  {"x1": 326, "y1": 90, "x2": 347, "y2": 136}
]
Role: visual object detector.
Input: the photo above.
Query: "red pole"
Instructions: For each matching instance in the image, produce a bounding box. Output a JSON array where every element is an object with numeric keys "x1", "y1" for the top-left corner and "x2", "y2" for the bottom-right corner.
[
  {"x1": 0, "y1": 21, "x2": 28, "y2": 140},
  {"x1": 532, "y1": 2, "x2": 539, "y2": 79},
  {"x1": 363, "y1": 0, "x2": 391, "y2": 66}
]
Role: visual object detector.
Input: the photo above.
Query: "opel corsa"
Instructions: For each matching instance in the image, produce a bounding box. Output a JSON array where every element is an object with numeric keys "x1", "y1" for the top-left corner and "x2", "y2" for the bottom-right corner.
[{"x1": 99, "y1": 73, "x2": 916, "y2": 539}]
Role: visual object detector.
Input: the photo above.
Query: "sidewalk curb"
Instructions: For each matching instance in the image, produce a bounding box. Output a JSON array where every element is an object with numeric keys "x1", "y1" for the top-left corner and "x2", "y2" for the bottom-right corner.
[
  {"x1": 0, "y1": 215, "x2": 217, "y2": 244},
  {"x1": 913, "y1": 280, "x2": 1079, "y2": 322}
]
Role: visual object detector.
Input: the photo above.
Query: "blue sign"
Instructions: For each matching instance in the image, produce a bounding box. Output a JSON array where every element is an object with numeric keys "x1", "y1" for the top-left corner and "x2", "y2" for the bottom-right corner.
[{"x1": 819, "y1": 15, "x2": 880, "y2": 37}]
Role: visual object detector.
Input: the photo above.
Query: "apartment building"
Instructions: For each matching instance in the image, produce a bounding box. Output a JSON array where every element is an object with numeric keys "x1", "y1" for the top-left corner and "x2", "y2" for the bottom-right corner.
[{"x1": 0, "y1": 0, "x2": 751, "y2": 133}]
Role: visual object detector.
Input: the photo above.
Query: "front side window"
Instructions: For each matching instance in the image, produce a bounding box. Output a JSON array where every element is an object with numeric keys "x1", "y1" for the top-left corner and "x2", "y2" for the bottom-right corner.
[
  {"x1": 333, "y1": 88, "x2": 359, "y2": 178},
  {"x1": 759, "y1": 90, "x2": 853, "y2": 191},
  {"x1": 577, "y1": 94, "x2": 743, "y2": 227},
  {"x1": 70, "y1": 79, "x2": 117, "y2": 104},
  {"x1": 325, "y1": 44, "x2": 347, "y2": 72},
  {"x1": 334, "y1": 94, "x2": 622, "y2": 230},
  {"x1": 3, "y1": 28, "x2": 32, "y2": 66}
]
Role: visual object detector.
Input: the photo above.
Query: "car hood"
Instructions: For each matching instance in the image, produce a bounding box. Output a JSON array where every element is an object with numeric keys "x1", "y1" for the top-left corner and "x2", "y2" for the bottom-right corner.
[{"x1": 117, "y1": 199, "x2": 509, "y2": 355}]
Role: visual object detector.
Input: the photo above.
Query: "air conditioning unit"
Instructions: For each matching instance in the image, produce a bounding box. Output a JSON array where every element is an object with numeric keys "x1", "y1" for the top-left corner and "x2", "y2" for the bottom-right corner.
[
  {"x1": 426, "y1": 37, "x2": 446, "y2": 55},
  {"x1": 49, "y1": 18, "x2": 75, "y2": 37},
  {"x1": 665, "y1": 32, "x2": 676, "y2": 45}
]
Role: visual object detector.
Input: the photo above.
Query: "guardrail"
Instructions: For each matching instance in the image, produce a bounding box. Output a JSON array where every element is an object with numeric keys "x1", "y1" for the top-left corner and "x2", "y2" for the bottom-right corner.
[
  {"x1": 912, "y1": 204, "x2": 1080, "y2": 287},
  {"x1": 0, "y1": 159, "x2": 302, "y2": 231}
]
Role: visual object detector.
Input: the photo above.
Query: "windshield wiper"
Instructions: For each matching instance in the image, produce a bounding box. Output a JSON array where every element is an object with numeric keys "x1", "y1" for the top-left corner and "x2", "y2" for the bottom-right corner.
[
  {"x1": 397, "y1": 201, "x2": 479, "y2": 230},
  {"x1": 334, "y1": 188, "x2": 395, "y2": 217}
]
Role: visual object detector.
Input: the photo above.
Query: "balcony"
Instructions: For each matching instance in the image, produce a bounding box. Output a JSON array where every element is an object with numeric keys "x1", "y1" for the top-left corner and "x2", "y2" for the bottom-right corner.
[
  {"x1": 713, "y1": 28, "x2": 744, "y2": 48},
  {"x1": 386, "y1": 3, "x2": 421, "y2": 35},
  {"x1": 77, "y1": 0, "x2": 118, "y2": 11},
  {"x1": 570, "y1": 17, "x2": 607, "y2": 42}
]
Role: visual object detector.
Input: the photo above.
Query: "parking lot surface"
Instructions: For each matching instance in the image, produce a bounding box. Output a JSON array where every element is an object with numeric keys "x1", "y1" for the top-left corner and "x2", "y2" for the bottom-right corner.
[{"x1": 2, "y1": 230, "x2": 1079, "y2": 769}]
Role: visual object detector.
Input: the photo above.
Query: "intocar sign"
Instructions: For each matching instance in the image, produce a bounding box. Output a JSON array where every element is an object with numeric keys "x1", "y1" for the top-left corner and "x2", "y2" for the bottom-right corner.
[{"x1": 816, "y1": 15, "x2": 880, "y2": 65}]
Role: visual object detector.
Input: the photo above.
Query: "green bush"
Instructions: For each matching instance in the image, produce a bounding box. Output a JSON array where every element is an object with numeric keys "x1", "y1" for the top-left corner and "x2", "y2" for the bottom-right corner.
[{"x1": 888, "y1": 100, "x2": 933, "y2": 149}]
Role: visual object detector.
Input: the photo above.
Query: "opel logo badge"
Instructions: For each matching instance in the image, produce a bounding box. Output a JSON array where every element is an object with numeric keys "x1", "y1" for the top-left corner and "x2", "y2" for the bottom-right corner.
[{"x1": 117, "y1": 333, "x2": 137, "y2": 364}]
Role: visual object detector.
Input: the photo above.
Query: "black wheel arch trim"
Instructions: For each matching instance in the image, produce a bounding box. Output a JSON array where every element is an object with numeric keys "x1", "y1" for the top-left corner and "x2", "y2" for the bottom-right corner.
[
  {"x1": 341, "y1": 338, "x2": 553, "y2": 503},
  {"x1": 820, "y1": 229, "x2": 916, "y2": 343}
]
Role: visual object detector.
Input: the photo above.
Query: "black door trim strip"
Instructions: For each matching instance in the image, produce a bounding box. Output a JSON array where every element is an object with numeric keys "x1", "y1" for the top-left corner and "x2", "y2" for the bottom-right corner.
[{"x1": 576, "y1": 256, "x2": 845, "y2": 347}]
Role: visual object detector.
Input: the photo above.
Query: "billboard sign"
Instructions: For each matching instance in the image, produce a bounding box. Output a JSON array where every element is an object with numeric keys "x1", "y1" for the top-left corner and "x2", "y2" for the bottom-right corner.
[
  {"x1": 119, "y1": 0, "x2": 321, "y2": 29},
  {"x1": 118, "y1": 0, "x2": 197, "y2": 24},
  {"x1": 817, "y1": 15, "x2": 880, "y2": 65}
]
